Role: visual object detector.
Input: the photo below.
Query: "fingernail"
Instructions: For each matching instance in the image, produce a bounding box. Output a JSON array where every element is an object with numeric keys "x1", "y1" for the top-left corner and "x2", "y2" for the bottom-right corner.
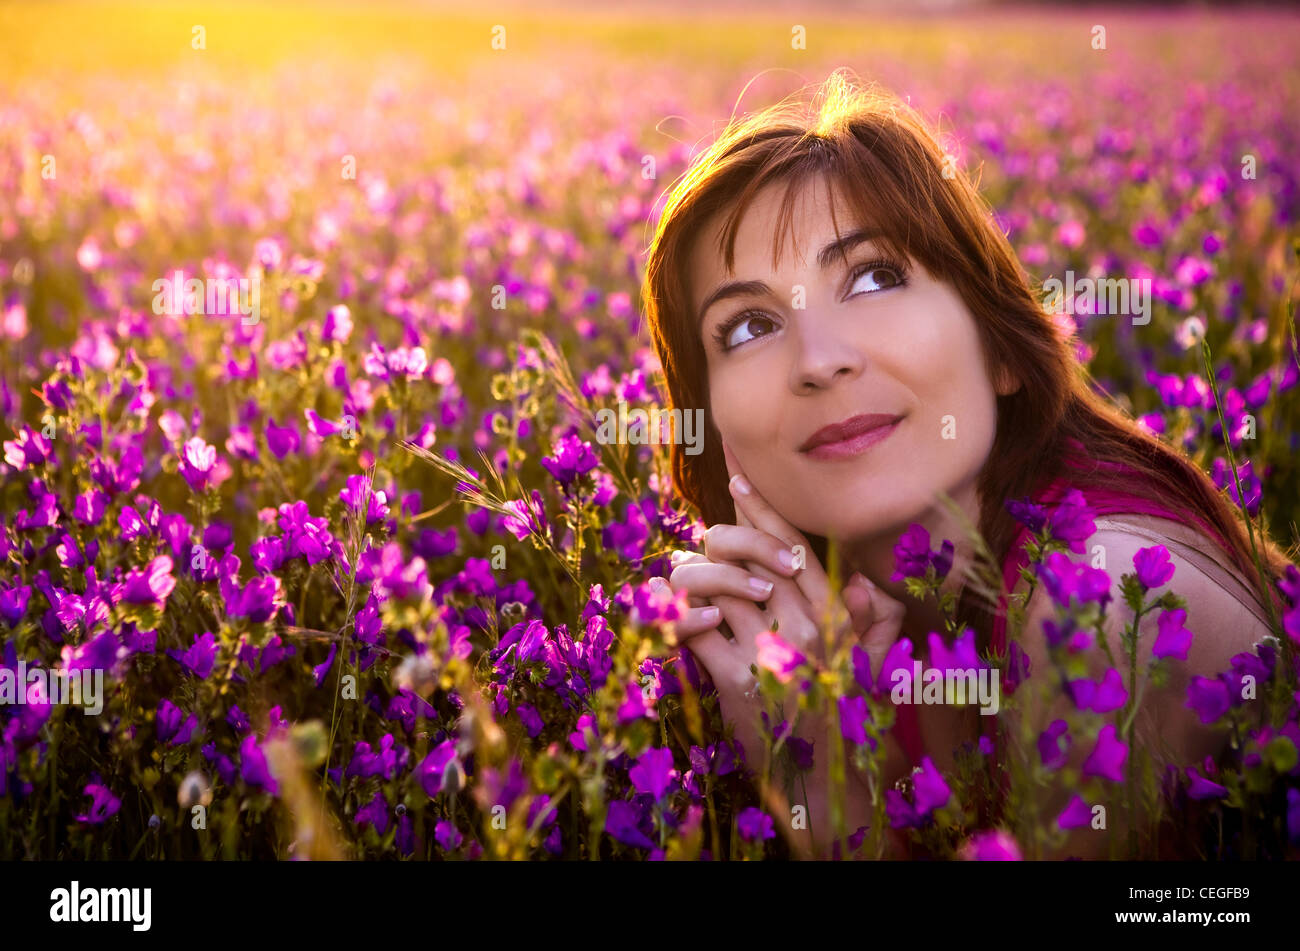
[
  {"x1": 778, "y1": 548, "x2": 795, "y2": 571},
  {"x1": 701, "y1": 606, "x2": 720, "y2": 624},
  {"x1": 729, "y1": 475, "x2": 751, "y2": 496},
  {"x1": 649, "y1": 577, "x2": 667, "y2": 592},
  {"x1": 748, "y1": 576, "x2": 773, "y2": 596},
  {"x1": 669, "y1": 550, "x2": 684, "y2": 563}
]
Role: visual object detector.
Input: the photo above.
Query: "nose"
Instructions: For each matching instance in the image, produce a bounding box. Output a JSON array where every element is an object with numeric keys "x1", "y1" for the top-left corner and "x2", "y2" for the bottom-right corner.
[{"x1": 789, "y1": 319, "x2": 866, "y2": 393}]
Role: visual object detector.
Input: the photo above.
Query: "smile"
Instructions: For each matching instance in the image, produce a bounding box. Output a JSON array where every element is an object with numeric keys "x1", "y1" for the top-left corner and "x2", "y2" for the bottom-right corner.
[{"x1": 800, "y1": 417, "x2": 901, "y2": 460}]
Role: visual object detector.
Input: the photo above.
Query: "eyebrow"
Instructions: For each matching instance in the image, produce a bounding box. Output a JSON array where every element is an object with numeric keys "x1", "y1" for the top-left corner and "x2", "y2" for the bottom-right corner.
[{"x1": 697, "y1": 227, "x2": 884, "y2": 326}]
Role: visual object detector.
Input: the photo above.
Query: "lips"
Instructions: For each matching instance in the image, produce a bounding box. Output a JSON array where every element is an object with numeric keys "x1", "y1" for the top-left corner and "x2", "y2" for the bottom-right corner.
[{"x1": 799, "y1": 413, "x2": 903, "y2": 452}]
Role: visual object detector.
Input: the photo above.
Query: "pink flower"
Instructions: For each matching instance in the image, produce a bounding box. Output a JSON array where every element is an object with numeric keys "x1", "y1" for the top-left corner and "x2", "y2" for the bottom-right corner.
[{"x1": 756, "y1": 631, "x2": 807, "y2": 684}]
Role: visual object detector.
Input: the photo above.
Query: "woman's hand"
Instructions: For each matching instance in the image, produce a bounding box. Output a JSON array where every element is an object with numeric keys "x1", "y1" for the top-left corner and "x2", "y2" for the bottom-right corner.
[{"x1": 653, "y1": 441, "x2": 910, "y2": 857}]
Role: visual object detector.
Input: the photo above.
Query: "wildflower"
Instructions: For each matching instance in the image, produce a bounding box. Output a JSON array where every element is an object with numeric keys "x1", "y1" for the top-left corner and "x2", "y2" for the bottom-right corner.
[
  {"x1": 959, "y1": 829, "x2": 1022, "y2": 860},
  {"x1": 605, "y1": 799, "x2": 655, "y2": 849},
  {"x1": 1056, "y1": 795, "x2": 1092, "y2": 829},
  {"x1": 1152, "y1": 608, "x2": 1193, "y2": 661},
  {"x1": 1082, "y1": 724, "x2": 1128, "y2": 782},
  {"x1": 1133, "y1": 545, "x2": 1176, "y2": 590},
  {"x1": 737, "y1": 807, "x2": 776, "y2": 842},
  {"x1": 1186, "y1": 676, "x2": 1232, "y2": 725},
  {"x1": 75, "y1": 780, "x2": 121, "y2": 824},
  {"x1": 178, "y1": 436, "x2": 217, "y2": 491},
  {"x1": 756, "y1": 630, "x2": 806, "y2": 684},
  {"x1": 540, "y1": 430, "x2": 600, "y2": 487},
  {"x1": 168, "y1": 631, "x2": 219, "y2": 678},
  {"x1": 1037, "y1": 551, "x2": 1112, "y2": 609},
  {"x1": 890, "y1": 523, "x2": 954, "y2": 583},
  {"x1": 629, "y1": 747, "x2": 678, "y2": 801}
]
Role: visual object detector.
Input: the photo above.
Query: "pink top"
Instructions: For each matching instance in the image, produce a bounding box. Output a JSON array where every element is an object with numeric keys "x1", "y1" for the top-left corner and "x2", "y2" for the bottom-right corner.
[{"x1": 892, "y1": 446, "x2": 1235, "y2": 768}]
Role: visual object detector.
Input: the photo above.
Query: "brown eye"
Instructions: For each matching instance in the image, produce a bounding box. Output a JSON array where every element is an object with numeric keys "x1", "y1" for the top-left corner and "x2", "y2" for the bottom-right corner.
[{"x1": 849, "y1": 265, "x2": 905, "y2": 295}]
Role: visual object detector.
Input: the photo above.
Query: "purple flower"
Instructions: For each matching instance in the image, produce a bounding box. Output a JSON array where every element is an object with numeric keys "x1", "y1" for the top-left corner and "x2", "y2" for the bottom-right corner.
[
  {"x1": 1082, "y1": 724, "x2": 1127, "y2": 783},
  {"x1": 355, "y1": 793, "x2": 389, "y2": 835},
  {"x1": 959, "y1": 829, "x2": 1021, "y2": 860},
  {"x1": 1133, "y1": 545, "x2": 1175, "y2": 590},
  {"x1": 418, "y1": 739, "x2": 459, "y2": 797},
  {"x1": 0, "y1": 584, "x2": 31, "y2": 627},
  {"x1": 1067, "y1": 667, "x2": 1127, "y2": 713},
  {"x1": 239, "y1": 734, "x2": 278, "y2": 793},
  {"x1": 890, "y1": 523, "x2": 954, "y2": 583},
  {"x1": 1185, "y1": 766, "x2": 1228, "y2": 800},
  {"x1": 120, "y1": 555, "x2": 177, "y2": 606},
  {"x1": 1152, "y1": 608, "x2": 1193, "y2": 662},
  {"x1": 265, "y1": 418, "x2": 301, "y2": 459},
  {"x1": 434, "y1": 819, "x2": 463, "y2": 851},
  {"x1": 1056, "y1": 794, "x2": 1093, "y2": 830},
  {"x1": 168, "y1": 631, "x2": 219, "y2": 678},
  {"x1": 617, "y1": 680, "x2": 656, "y2": 724},
  {"x1": 540, "y1": 431, "x2": 600, "y2": 487},
  {"x1": 74, "y1": 781, "x2": 121, "y2": 824},
  {"x1": 737, "y1": 807, "x2": 776, "y2": 842},
  {"x1": 1037, "y1": 551, "x2": 1112, "y2": 609},
  {"x1": 1186, "y1": 676, "x2": 1232, "y2": 725},
  {"x1": 1006, "y1": 497, "x2": 1048, "y2": 534},
  {"x1": 839, "y1": 694, "x2": 875, "y2": 750},
  {"x1": 756, "y1": 631, "x2": 806, "y2": 684},
  {"x1": 877, "y1": 638, "x2": 915, "y2": 696},
  {"x1": 605, "y1": 799, "x2": 655, "y2": 849},
  {"x1": 178, "y1": 436, "x2": 217, "y2": 491},
  {"x1": 913, "y1": 756, "x2": 952, "y2": 814},
  {"x1": 156, "y1": 699, "x2": 199, "y2": 745},
  {"x1": 1045, "y1": 489, "x2": 1096, "y2": 554},
  {"x1": 629, "y1": 747, "x2": 678, "y2": 801},
  {"x1": 501, "y1": 490, "x2": 549, "y2": 542},
  {"x1": 1288, "y1": 789, "x2": 1300, "y2": 846},
  {"x1": 1038, "y1": 719, "x2": 1071, "y2": 770},
  {"x1": 569, "y1": 713, "x2": 597, "y2": 752}
]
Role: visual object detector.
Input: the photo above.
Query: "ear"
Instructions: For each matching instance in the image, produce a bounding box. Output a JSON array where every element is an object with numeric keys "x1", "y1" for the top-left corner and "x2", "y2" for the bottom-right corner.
[{"x1": 993, "y1": 362, "x2": 1022, "y2": 397}]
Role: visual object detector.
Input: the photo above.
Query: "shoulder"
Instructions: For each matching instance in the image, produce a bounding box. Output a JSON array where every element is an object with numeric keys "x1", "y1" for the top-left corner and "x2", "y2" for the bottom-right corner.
[{"x1": 1025, "y1": 517, "x2": 1271, "y2": 659}]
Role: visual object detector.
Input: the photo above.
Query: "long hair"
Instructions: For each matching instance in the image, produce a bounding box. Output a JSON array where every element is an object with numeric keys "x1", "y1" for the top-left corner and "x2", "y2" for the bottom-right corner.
[{"x1": 641, "y1": 68, "x2": 1293, "y2": 646}]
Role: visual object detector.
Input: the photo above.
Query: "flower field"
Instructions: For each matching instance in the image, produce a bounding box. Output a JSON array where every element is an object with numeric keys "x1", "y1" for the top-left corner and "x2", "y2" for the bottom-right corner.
[{"x1": 2, "y1": 2, "x2": 1299, "y2": 861}]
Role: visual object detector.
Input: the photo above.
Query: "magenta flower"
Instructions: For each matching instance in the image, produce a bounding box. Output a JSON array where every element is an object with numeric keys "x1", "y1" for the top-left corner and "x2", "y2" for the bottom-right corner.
[
  {"x1": 1067, "y1": 667, "x2": 1127, "y2": 713},
  {"x1": 434, "y1": 819, "x2": 463, "y2": 851},
  {"x1": 737, "y1": 806, "x2": 776, "y2": 842},
  {"x1": 1082, "y1": 724, "x2": 1128, "y2": 782},
  {"x1": 1186, "y1": 766, "x2": 1228, "y2": 800},
  {"x1": 890, "y1": 523, "x2": 954, "y2": 583},
  {"x1": 756, "y1": 630, "x2": 807, "y2": 684},
  {"x1": 265, "y1": 418, "x2": 301, "y2": 459},
  {"x1": 838, "y1": 694, "x2": 875, "y2": 750},
  {"x1": 1037, "y1": 551, "x2": 1112, "y2": 609},
  {"x1": 541, "y1": 431, "x2": 601, "y2": 487},
  {"x1": 239, "y1": 733, "x2": 278, "y2": 793},
  {"x1": 1186, "y1": 676, "x2": 1232, "y2": 724},
  {"x1": 959, "y1": 829, "x2": 1021, "y2": 860},
  {"x1": 1038, "y1": 719, "x2": 1071, "y2": 770},
  {"x1": 1152, "y1": 608, "x2": 1193, "y2": 661},
  {"x1": 617, "y1": 680, "x2": 656, "y2": 724},
  {"x1": 1046, "y1": 489, "x2": 1096, "y2": 553},
  {"x1": 629, "y1": 747, "x2": 678, "y2": 801},
  {"x1": 178, "y1": 436, "x2": 217, "y2": 491},
  {"x1": 1056, "y1": 795, "x2": 1092, "y2": 830},
  {"x1": 1133, "y1": 545, "x2": 1175, "y2": 590},
  {"x1": 168, "y1": 631, "x2": 219, "y2": 678},
  {"x1": 74, "y1": 781, "x2": 121, "y2": 824},
  {"x1": 605, "y1": 799, "x2": 655, "y2": 849},
  {"x1": 418, "y1": 739, "x2": 459, "y2": 797},
  {"x1": 120, "y1": 555, "x2": 177, "y2": 606}
]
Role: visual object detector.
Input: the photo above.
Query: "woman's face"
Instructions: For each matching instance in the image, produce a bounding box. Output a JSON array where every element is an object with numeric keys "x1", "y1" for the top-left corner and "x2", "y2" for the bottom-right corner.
[{"x1": 689, "y1": 176, "x2": 1016, "y2": 546}]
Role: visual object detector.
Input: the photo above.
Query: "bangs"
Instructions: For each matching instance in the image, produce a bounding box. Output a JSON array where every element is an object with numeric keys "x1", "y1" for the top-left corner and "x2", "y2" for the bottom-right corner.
[{"x1": 708, "y1": 135, "x2": 932, "y2": 282}]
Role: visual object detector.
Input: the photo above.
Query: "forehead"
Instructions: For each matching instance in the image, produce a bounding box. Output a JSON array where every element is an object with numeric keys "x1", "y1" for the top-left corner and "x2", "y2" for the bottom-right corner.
[{"x1": 687, "y1": 176, "x2": 858, "y2": 306}]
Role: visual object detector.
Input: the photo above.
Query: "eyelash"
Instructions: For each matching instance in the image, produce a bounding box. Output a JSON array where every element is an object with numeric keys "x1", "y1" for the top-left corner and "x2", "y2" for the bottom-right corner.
[{"x1": 710, "y1": 256, "x2": 911, "y2": 353}]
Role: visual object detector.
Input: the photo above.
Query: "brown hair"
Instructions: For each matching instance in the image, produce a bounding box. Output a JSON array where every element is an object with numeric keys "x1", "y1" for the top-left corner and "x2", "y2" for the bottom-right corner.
[{"x1": 641, "y1": 68, "x2": 1294, "y2": 646}]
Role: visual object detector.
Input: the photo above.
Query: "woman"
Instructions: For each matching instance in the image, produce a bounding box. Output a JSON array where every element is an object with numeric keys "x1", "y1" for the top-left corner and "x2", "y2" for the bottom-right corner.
[{"x1": 641, "y1": 70, "x2": 1295, "y2": 859}]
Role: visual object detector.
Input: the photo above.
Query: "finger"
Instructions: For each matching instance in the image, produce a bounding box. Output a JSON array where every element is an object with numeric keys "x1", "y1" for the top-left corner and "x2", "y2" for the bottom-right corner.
[
  {"x1": 665, "y1": 604, "x2": 724, "y2": 644},
  {"x1": 679, "y1": 631, "x2": 737, "y2": 682},
  {"x1": 669, "y1": 558, "x2": 777, "y2": 604},
  {"x1": 721, "y1": 440, "x2": 755, "y2": 531},
  {"x1": 723, "y1": 462, "x2": 830, "y2": 619},
  {"x1": 701, "y1": 523, "x2": 800, "y2": 579},
  {"x1": 711, "y1": 591, "x2": 768, "y2": 657},
  {"x1": 744, "y1": 559, "x2": 822, "y2": 660}
]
